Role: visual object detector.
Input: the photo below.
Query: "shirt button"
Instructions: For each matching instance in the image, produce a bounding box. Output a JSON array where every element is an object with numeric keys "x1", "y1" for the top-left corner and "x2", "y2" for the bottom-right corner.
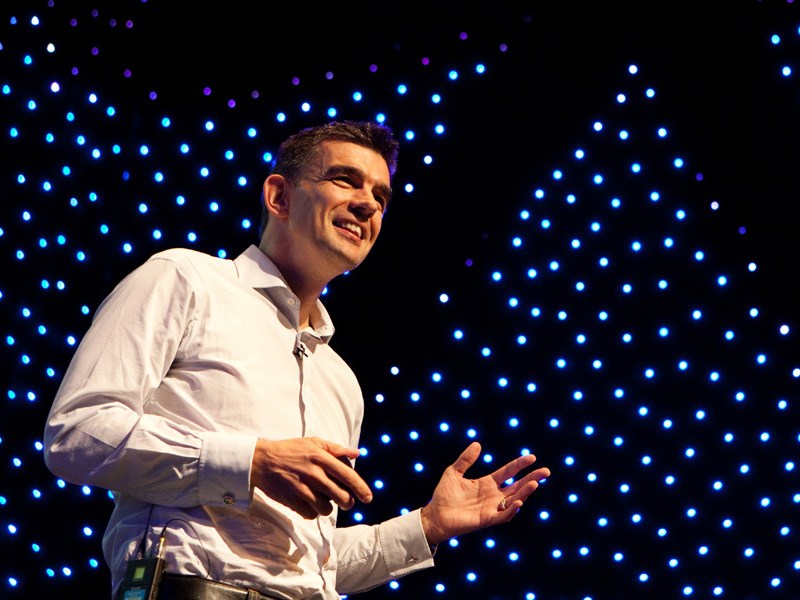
[
  {"x1": 287, "y1": 298, "x2": 296, "y2": 305},
  {"x1": 222, "y1": 494, "x2": 236, "y2": 505}
]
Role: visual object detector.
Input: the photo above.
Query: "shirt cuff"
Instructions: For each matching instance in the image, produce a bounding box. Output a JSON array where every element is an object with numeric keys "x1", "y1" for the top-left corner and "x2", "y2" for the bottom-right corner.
[
  {"x1": 378, "y1": 508, "x2": 436, "y2": 578},
  {"x1": 198, "y1": 431, "x2": 258, "y2": 507}
]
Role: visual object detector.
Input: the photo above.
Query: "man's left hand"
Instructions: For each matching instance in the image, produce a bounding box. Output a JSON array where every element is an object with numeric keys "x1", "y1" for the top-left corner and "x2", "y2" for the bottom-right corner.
[{"x1": 420, "y1": 441, "x2": 550, "y2": 545}]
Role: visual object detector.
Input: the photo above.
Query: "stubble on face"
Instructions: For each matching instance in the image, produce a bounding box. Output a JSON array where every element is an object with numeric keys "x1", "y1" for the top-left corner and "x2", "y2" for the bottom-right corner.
[{"x1": 298, "y1": 143, "x2": 389, "y2": 272}]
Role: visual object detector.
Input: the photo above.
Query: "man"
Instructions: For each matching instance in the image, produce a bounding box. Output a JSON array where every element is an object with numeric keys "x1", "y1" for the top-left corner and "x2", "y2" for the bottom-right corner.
[{"x1": 44, "y1": 120, "x2": 551, "y2": 600}]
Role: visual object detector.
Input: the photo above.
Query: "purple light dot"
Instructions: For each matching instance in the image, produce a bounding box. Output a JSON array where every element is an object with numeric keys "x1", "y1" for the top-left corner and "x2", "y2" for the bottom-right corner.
[
  {"x1": 126, "y1": 20, "x2": 134, "y2": 28},
  {"x1": 325, "y1": 71, "x2": 334, "y2": 80},
  {"x1": 203, "y1": 87, "x2": 211, "y2": 96},
  {"x1": 71, "y1": 67, "x2": 79, "y2": 75},
  {"x1": 91, "y1": 47, "x2": 99, "y2": 56},
  {"x1": 70, "y1": 18, "x2": 77, "y2": 26},
  {"x1": 251, "y1": 90, "x2": 259, "y2": 99},
  {"x1": 123, "y1": 69, "x2": 131, "y2": 78},
  {"x1": 148, "y1": 91, "x2": 157, "y2": 100},
  {"x1": 291, "y1": 77, "x2": 300, "y2": 85},
  {"x1": 695, "y1": 172, "x2": 704, "y2": 181},
  {"x1": 227, "y1": 99, "x2": 235, "y2": 108},
  {"x1": 369, "y1": 64, "x2": 378, "y2": 72},
  {"x1": 421, "y1": 57, "x2": 430, "y2": 66},
  {"x1": 738, "y1": 226, "x2": 747, "y2": 235},
  {"x1": 109, "y1": 18, "x2": 117, "y2": 27},
  {"x1": 91, "y1": 9, "x2": 99, "y2": 17},
  {"x1": 460, "y1": 32, "x2": 468, "y2": 40},
  {"x1": 500, "y1": 43, "x2": 508, "y2": 52}
]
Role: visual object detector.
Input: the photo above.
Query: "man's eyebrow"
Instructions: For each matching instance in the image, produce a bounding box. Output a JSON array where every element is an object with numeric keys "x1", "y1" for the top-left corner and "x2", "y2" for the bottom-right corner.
[{"x1": 324, "y1": 164, "x2": 393, "y2": 201}]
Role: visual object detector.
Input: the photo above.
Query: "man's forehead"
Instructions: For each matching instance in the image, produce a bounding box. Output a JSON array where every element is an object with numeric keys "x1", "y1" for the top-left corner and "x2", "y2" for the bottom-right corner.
[
  {"x1": 313, "y1": 141, "x2": 390, "y2": 179},
  {"x1": 316, "y1": 140, "x2": 382, "y2": 163}
]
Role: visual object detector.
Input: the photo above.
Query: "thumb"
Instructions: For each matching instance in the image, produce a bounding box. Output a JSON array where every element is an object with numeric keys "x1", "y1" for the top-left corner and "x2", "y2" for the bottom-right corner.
[
  {"x1": 450, "y1": 441, "x2": 481, "y2": 475},
  {"x1": 315, "y1": 438, "x2": 361, "y2": 460}
]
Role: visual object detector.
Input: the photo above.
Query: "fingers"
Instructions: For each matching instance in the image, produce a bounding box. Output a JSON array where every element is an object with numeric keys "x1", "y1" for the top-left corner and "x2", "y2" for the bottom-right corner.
[
  {"x1": 498, "y1": 469, "x2": 550, "y2": 514},
  {"x1": 316, "y1": 438, "x2": 362, "y2": 462},
  {"x1": 498, "y1": 495, "x2": 524, "y2": 513},
  {"x1": 251, "y1": 437, "x2": 373, "y2": 518},
  {"x1": 491, "y1": 453, "x2": 539, "y2": 485},
  {"x1": 501, "y1": 466, "x2": 550, "y2": 497},
  {"x1": 289, "y1": 474, "x2": 354, "y2": 518},
  {"x1": 324, "y1": 453, "x2": 372, "y2": 507},
  {"x1": 303, "y1": 437, "x2": 372, "y2": 506},
  {"x1": 294, "y1": 484, "x2": 337, "y2": 519},
  {"x1": 450, "y1": 444, "x2": 549, "y2": 488},
  {"x1": 322, "y1": 442, "x2": 373, "y2": 496},
  {"x1": 449, "y1": 442, "x2": 550, "y2": 497},
  {"x1": 504, "y1": 479, "x2": 539, "y2": 504}
]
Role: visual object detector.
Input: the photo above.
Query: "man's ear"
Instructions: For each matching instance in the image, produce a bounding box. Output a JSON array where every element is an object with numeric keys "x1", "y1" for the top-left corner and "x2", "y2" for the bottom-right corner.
[{"x1": 263, "y1": 174, "x2": 291, "y2": 220}]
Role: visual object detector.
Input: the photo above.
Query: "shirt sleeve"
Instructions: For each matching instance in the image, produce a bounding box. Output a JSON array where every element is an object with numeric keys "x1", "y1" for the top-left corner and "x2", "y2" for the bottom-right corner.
[
  {"x1": 333, "y1": 508, "x2": 435, "y2": 594},
  {"x1": 42, "y1": 256, "x2": 255, "y2": 508}
]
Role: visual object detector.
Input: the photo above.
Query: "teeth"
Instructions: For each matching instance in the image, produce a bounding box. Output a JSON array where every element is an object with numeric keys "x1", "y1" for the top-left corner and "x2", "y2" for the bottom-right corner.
[{"x1": 338, "y1": 222, "x2": 363, "y2": 239}]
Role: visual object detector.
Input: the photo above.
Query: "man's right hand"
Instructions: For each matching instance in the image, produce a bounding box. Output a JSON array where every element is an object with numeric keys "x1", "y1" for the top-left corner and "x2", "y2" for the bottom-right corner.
[{"x1": 250, "y1": 437, "x2": 373, "y2": 519}]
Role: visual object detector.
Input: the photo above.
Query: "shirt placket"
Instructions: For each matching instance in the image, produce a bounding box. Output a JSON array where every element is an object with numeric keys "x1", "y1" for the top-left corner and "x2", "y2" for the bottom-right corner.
[{"x1": 295, "y1": 329, "x2": 317, "y2": 438}]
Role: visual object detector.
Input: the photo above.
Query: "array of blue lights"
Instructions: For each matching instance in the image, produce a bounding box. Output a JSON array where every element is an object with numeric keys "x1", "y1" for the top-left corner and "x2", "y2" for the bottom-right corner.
[{"x1": 1, "y1": 1, "x2": 799, "y2": 598}]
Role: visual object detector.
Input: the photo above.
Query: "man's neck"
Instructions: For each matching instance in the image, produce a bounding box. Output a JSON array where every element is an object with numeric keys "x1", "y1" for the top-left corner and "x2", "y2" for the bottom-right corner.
[{"x1": 258, "y1": 241, "x2": 328, "y2": 330}]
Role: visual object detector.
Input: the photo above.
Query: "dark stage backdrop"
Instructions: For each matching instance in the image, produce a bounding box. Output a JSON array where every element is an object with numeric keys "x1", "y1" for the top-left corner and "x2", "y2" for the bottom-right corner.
[{"x1": 2, "y1": 1, "x2": 799, "y2": 598}]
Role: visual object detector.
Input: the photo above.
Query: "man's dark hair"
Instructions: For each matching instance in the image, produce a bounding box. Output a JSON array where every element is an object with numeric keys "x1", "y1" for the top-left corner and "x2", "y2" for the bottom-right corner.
[{"x1": 259, "y1": 120, "x2": 400, "y2": 237}]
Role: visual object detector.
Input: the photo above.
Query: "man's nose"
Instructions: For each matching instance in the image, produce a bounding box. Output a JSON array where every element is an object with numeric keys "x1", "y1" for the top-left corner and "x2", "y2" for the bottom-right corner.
[{"x1": 350, "y1": 193, "x2": 380, "y2": 218}]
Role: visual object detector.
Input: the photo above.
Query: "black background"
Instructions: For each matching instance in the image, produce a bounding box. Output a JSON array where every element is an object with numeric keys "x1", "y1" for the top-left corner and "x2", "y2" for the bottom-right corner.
[{"x1": 2, "y1": 1, "x2": 799, "y2": 598}]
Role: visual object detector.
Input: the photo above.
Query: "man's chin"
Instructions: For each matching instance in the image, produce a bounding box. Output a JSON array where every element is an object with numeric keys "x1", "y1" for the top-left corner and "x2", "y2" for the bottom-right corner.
[
  {"x1": 329, "y1": 255, "x2": 365, "y2": 277},
  {"x1": 337, "y1": 248, "x2": 371, "y2": 271},
  {"x1": 323, "y1": 242, "x2": 373, "y2": 277}
]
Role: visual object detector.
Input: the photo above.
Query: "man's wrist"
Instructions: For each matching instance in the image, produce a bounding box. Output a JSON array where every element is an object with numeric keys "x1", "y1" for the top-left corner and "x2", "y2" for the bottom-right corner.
[{"x1": 420, "y1": 503, "x2": 443, "y2": 546}]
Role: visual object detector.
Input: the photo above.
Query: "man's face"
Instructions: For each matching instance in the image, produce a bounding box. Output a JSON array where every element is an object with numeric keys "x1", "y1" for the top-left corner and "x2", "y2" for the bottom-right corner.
[{"x1": 284, "y1": 141, "x2": 392, "y2": 277}]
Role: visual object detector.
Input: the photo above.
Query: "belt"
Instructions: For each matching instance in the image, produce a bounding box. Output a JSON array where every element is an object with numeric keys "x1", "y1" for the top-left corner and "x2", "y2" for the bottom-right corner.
[{"x1": 157, "y1": 574, "x2": 282, "y2": 600}]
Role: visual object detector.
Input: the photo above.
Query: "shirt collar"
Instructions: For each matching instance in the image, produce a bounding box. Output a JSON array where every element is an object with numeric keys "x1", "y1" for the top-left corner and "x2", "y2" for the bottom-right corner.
[
  {"x1": 233, "y1": 244, "x2": 335, "y2": 341},
  {"x1": 234, "y1": 244, "x2": 290, "y2": 289}
]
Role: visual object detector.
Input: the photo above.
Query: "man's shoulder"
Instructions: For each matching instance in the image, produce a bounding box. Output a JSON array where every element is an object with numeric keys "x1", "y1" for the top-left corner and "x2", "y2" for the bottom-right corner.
[
  {"x1": 144, "y1": 247, "x2": 234, "y2": 281},
  {"x1": 147, "y1": 247, "x2": 228, "y2": 268},
  {"x1": 149, "y1": 247, "x2": 215, "y2": 261}
]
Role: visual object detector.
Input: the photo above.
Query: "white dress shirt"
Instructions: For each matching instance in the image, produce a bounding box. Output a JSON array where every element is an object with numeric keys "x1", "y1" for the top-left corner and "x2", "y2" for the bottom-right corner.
[{"x1": 44, "y1": 244, "x2": 434, "y2": 599}]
